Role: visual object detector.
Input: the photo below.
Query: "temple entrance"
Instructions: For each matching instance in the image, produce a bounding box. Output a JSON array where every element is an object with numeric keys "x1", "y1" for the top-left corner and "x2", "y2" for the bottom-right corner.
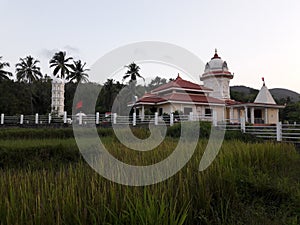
[{"x1": 254, "y1": 109, "x2": 263, "y2": 124}]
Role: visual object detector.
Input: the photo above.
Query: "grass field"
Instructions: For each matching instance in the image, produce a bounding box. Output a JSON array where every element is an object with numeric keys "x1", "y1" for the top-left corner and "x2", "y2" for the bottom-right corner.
[{"x1": 0, "y1": 127, "x2": 299, "y2": 225}]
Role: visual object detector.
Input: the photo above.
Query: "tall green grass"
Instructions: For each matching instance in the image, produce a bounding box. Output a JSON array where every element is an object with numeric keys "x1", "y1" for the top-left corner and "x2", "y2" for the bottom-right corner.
[{"x1": 0, "y1": 128, "x2": 299, "y2": 224}]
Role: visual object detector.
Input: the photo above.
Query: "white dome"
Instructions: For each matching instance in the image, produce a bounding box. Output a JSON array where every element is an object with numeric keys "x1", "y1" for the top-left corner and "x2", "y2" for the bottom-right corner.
[{"x1": 204, "y1": 49, "x2": 229, "y2": 73}]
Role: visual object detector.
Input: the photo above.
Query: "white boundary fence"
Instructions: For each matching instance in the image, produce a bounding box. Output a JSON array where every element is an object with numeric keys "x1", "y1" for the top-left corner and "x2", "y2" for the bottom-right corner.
[
  {"x1": 219, "y1": 119, "x2": 300, "y2": 144},
  {"x1": 0, "y1": 112, "x2": 213, "y2": 127},
  {"x1": 1, "y1": 112, "x2": 300, "y2": 143}
]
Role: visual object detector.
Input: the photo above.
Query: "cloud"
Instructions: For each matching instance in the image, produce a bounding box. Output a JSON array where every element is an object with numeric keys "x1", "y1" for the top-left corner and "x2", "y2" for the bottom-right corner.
[
  {"x1": 38, "y1": 45, "x2": 81, "y2": 60},
  {"x1": 63, "y1": 45, "x2": 80, "y2": 54},
  {"x1": 39, "y1": 48, "x2": 59, "y2": 59}
]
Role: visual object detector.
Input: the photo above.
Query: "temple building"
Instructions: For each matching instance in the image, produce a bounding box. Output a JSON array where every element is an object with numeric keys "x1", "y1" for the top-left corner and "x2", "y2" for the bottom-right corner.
[
  {"x1": 134, "y1": 50, "x2": 284, "y2": 124},
  {"x1": 227, "y1": 81, "x2": 284, "y2": 124}
]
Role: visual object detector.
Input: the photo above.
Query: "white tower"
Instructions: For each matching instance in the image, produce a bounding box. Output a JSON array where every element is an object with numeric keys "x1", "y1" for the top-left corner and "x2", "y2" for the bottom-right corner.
[
  {"x1": 200, "y1": 49, "x2": 233, "y2": 99},
  {"x1": 51, "y1": 78, "x2": 65, "y2": 115}
]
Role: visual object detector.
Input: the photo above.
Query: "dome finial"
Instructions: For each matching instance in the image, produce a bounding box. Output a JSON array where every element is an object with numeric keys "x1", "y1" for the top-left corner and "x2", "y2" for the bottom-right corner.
[
  {"x1": 211, "y1": 48, "x2": 220, "y2": 59},
  {"x1": 262, "y1": 77, "x2": 265, "y2": 86}
]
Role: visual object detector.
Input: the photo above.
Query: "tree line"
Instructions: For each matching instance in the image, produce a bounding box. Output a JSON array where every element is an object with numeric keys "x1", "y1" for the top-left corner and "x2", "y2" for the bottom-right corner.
[
  {"x1": 1, "y1": 54, "x2": 168, "y2": 115},
  {"x1": 0, "y1": 52, "x2": 89, "y2": 82},
  {"x1": 0, "y1": 52, "x2": 90, "y2": 115},
  {"x1": 2, "y1": 53, "x2": 298, "y2": 123}
]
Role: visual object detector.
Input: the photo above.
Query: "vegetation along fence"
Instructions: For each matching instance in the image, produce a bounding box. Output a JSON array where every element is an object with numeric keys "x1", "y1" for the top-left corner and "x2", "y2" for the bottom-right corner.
[{"x1": 1, "y1": 112, "x2": 300, "y2": 143}]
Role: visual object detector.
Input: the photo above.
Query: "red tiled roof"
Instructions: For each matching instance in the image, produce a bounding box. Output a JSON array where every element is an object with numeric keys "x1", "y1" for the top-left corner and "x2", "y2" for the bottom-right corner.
[
  {"x1": 151, "y1": 74, "x2": 212, "y2": 93},
  {"x1": 136, "y1": 95, "x2": 165, "y2": 103},
  {"x1": 225, "y1": 99, "x2": 242, "y2": 106},
  {"x1": 165, "y1": 93, "x2": 225, "y2": 104},
  {"x1": 137, "y1": 92, "x2": 225, "y2": 105}
]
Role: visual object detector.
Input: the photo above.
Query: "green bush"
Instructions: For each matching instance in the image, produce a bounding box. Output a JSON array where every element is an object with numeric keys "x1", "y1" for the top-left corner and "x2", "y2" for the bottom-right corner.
[
  {"x1": 0, "y1": 127, "x2": 114, "y2": 140},
  {"x1": 0, "y1": 139, "x2": 81, "y2": 169},
  {"x1": 166, "y1": 121, "x2": 211, "y2": 138},
  {"x1": 166, "y1": 122, "x2": 259, "y2": 142}
]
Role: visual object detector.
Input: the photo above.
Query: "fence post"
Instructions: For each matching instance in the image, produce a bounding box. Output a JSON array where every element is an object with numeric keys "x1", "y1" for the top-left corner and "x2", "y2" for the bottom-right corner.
[
  {"x1": 133, "y1": 112, "x2": 136, "y2": 126},
  {"x1": 48, "y1": 113, "x2": 51, "y2": 124},
  {"x1": 170, "y1": 113, "x2": 174, "y2": 126},
  {"x1": 20, "y1": 115, "x2": 24, "y2": 125},
  {"x1": 276, "y1": 121, "x2": 282, "y2": 142},
  {"x1": 0, "y1": 113, "x2": 4, "y2": 125},
  {"x1": 96, "y1": 112, "x2": 100, "y2": 125},
  {"x1": 113, "y1": 113, "x2": 117, "y2": 124},
  {"x1": 189, "y1": 112, "x2": 193, "y2": 121},
  {"x1": 35, "y1": 113, "x2": 39, "y2": 124},
  {"x1": 212, "y1": 111, "x2": 217, "y2": 127},
  {"x1": 154, "y1": 112, "x2": 158, "y2": 125},
  {"x1": 79, "y1": 113, "x2": 83, "y2": 125},
  {"x1": 63, "y1": 111, "x2": 67, "y2": 124},
  {"x1": 240, "y1": 117, "x2": 246, "y2": 133}
]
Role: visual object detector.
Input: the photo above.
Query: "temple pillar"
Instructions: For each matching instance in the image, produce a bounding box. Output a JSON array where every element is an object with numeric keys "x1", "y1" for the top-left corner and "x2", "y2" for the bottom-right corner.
[
  {"x1": 264, "y1": 108, "x2": 268, "y2": 124},
  {"x1": 141, "y1": 105, "x2": 145, "y2": 121},
  {"x1": 230, "y1": 107, "x2": 234, "y2": 123},
  {"x1": 244, "y1": 106, "x2": 248, "y2": 123},
  {"x1": 250, "y1": 108, "x2": 255, "y2": 124}
]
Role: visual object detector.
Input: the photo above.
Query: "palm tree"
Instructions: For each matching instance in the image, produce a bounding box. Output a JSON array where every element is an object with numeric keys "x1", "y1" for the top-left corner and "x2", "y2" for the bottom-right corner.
[
  {"x1": 122, "y1": 62, "x2": 144, "y2": 103},
  {"x1": 49, "y1": 51, "x2": 73, "y2": 80},
  {"x1": 16, "y1": 56, "x2": 42, "y2": 113},
  {"x1": 122, "y1": 62, "x2": 144, "y2": 83},
  {"x1": 66, "y1": 60, "x2": 89, "y2": 83},
  {"x1": 0, "y1": 56, "x2": 13, "y2": 80},
  {"x1": 16, "y1": 56, "x2": 42, "y2": 83}
]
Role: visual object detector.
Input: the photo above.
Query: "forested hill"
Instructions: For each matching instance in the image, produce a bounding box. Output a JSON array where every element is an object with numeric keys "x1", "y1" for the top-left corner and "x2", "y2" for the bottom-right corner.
[
  {"x1": 230, "y1": 85, "x2": 300, "y2": 103},
  {"x1": 269, "y1": 88, "x2": 300, "y2": 103}
]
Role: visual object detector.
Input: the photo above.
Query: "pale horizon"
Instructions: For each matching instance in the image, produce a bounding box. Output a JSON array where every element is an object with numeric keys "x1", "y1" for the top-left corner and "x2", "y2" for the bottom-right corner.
[{"x1": 1, "y1": 0, "x2": 300, "y2": 93}]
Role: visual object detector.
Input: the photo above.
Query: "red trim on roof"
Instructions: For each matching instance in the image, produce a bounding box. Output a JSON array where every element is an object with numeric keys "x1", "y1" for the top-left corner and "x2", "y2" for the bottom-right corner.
[
  {"x1": 202, "y1": 71, "x2": 233, "y2": 76},
  {"x1": 225, "y1": 99, "x2": 242, "y2": 105},
  {"x1": 137, "y1": 92, "x2": 225, "y2": 105},
  {"x1": 211, "y1": 53, "x2": 221, "y2": 59},
  {"x1": 226, "y1": 101, "x2": 285, "y2": 108},
  {"x1": 151, "y1": 75, "x2": 210, "y2": 93}
]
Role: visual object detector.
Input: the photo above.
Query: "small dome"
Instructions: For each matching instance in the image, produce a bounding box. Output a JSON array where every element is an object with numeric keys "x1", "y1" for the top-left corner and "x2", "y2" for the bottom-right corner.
[{"x1": 204, "y1": 49, "x2": 229, "y2": 73}]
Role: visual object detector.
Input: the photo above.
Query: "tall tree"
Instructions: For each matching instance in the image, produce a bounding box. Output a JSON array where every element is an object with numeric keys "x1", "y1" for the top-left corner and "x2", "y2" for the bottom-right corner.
[
  {"x1": 122, "y1": 62, "x2": 144, "y2": 83},
  {"x1": 122, "y1": 62, "x2": 144, "y2": 103},
  {"x1": 147, "y1": 76, "x2": 167, "y2": 91},
  {"x1": 16, "y1": 56, "x2": 43, "y2": 113},
  {"x1": 0, "y1": 56, "x2": 13, "y2": 81},
  {"x1": 49, "y1": 51, "x2": 73, "y2": 79},
  {"x1": 67, "y1": 60, "x2": 89, "y2": 83},
  {"x1": 16, "y1": 56, "x2": 42, "y2": 83}
]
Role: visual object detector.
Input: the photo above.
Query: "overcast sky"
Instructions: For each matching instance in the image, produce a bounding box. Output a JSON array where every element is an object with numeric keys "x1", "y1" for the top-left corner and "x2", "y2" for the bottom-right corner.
[{"x1": 1, "y1": 0, "x2": 300, "y2": 92}]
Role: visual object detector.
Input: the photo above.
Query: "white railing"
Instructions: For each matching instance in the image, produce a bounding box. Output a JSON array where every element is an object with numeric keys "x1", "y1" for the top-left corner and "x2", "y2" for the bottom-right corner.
[
  {"x1": 223, "y1": 120, "x2": 300, "y2": 143},
  {"x1": 0, "y1": 111, "x2": 213, "y2": 127},
  {"x1": 1, "y1": 112, "x2": 300, "y2": 143}
]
